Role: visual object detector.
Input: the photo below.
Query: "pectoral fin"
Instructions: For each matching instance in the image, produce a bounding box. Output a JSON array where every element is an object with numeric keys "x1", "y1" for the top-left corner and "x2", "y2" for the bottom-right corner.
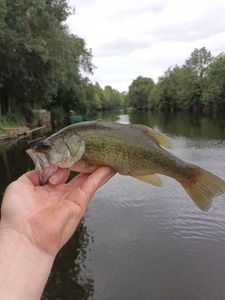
[
  {"x1": 134, "y1": 174, "x2": 163, "y2": 187},
  {"x1": 71, "y1": 159, "x2": 98, "y2": 173},
  {"x1": 134, "y1": 124, "x2": 172, "y2": 149}
]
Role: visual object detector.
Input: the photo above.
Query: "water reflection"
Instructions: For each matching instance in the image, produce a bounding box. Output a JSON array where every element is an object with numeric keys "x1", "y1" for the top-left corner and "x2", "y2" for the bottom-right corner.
[
  {"x1": 129, "y1": 110, "x2": 225, "y2": 139},
  {"x1": 87, "y1": 110, "x2": 120, "y2": 122},
  {"x1": 0, "y1": 141, "x2": 32, "y2": 198},
  {"x1": 42, "y1": 222, "x2": 94, "y2": 300}
]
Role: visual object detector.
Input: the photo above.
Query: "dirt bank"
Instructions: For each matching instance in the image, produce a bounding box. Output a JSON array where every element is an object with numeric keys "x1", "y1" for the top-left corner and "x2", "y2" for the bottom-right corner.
[{"x1": 0, "y1": 125, "x2": 49, "y2": 142}]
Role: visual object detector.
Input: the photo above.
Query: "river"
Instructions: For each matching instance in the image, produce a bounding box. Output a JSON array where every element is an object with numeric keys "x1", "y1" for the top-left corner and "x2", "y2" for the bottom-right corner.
[{"x1": 1, "y1": 110, "x2": 225, "y2": 300}]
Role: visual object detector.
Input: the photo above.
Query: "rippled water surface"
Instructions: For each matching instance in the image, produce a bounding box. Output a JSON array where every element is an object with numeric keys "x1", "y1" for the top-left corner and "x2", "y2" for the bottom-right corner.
[{"x1": 1, "y1": 111, "x2": 225, "y2": 300}]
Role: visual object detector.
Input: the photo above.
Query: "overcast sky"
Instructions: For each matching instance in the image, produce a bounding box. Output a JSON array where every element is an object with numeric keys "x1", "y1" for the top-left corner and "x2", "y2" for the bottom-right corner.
[{"x1": 67, "y1": 0, "x2": 225, "y2": 91}]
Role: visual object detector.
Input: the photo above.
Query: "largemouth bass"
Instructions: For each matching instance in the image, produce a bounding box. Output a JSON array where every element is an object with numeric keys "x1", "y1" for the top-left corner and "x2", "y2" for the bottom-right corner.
[{"x1": 27, "y1": 120, "x2": 225, "y2": 211}]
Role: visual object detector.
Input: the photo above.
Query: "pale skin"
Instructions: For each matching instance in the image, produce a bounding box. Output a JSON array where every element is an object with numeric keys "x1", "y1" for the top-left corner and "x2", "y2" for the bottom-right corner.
[{"x1": 0, "y1": 166, "x2": 115, "y2": 300}]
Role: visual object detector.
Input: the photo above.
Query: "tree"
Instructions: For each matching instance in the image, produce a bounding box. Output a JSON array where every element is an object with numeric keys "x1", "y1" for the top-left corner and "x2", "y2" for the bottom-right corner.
[
  {"x1": 128, "y1": 76, "x2": 155, "y2": 109},
  {"x1": 201, "y1": 53, "x2": 225, "y2": 111},
  {"x1": 0, "y1": 0, "x2": 93, "y2": 116},
  {"x1": 101, "y1": 86, "x2": 125, "y2": 110},
  {"x1": 0, "y1": 0, "x2": 6, "y2": 30},
  {"x1": 151, "y1": 66, "x2": 200, "y2": 111},
  {"x1": 185, "y1": 47, "x2": 213, "y2": 77}
]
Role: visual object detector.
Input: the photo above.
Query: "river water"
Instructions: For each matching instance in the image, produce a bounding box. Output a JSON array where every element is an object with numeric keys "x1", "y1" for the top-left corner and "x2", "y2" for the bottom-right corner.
[{"x1": 1, "y1": 110, "x2": 225, "y2": 300}]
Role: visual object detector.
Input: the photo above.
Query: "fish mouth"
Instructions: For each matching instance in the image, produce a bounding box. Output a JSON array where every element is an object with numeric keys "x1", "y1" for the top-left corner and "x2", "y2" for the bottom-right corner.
[
  {"x1": 26, "y1": 148, "x2": 50, "y2": 169},
  {"x1": 26, "y1": 148, "x2": 58, "y2": 185}
]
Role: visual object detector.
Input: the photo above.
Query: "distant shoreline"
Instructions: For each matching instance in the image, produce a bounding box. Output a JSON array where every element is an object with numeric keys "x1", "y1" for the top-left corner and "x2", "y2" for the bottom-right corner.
[{"x1": 0, "y1": 125, "x2": 48, "y2": 143}]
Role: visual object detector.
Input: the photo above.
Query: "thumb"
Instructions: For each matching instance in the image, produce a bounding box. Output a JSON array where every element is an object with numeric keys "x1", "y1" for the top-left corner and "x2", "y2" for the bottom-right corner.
[{"x1": 18, "y1": 169, "x2": 41, "y2": 186}]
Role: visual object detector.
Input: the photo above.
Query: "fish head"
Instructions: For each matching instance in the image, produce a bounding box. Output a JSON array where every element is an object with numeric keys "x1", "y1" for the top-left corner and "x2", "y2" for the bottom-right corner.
[
  {"x1": 26, "y1": 133, "x2": 85, "y2": 184},
  {"x1": 32, "y1": 134, "x2": 85, "y2": 168}
]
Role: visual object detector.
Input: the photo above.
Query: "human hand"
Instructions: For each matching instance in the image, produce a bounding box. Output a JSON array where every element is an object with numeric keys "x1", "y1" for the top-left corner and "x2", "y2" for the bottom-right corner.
[{"x1": 0, "y1": 167, "x2": 115, "y2": 256}]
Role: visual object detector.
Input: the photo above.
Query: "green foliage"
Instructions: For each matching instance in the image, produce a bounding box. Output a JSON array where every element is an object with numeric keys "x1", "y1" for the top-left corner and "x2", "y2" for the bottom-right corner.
[
  {"x1": 185, "y1": 47, "x2": 213, "y2": 77},
  {"x1": 139, "y1": 48, "x2": 225, "y2": 112},
  {"x1": 0, "y1": 0, "x2": 93, "y2": 116},
  {"x1": 0, "y1": 0, "x2": 6, "y2": 31},
  {"x1": 0, "y1": 0, "x2": 126, "y2": 120},
  {"x1": 50, "y1": 78, "x2": 126, "y2": 115},
  {"x1": 128, "y1": 76, "x2": 155, "y2": 109},
  {"x1": 50, "y1": 106, "x2": 65, "y2": 128},
  {"x1": 151, "y1": 66, "x2": 200, "y2": 111},
  {"x1": 201, "y1": 53, "x2": 225, "y2": 111},
  {"x1": 0, "y1": 113, "x2": 20, "y2": 132},
  {"x1": 1, "y1": 4, "x2": 224, "y2": 120},
  {"x1": 101, "y1": 85, "x2": 125, "y2": 110}
]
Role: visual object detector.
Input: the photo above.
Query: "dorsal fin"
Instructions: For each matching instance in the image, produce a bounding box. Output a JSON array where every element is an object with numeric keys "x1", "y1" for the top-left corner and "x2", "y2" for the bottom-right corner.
[{"x1": 134, "y1": 124, "x2": 172, "y2": 149}]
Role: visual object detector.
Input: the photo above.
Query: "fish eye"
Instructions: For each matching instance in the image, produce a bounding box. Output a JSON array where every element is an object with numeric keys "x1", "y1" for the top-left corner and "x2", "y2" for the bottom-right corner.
[{"x1": 34, "y1": 139, "x2": 52, "y2": 152}]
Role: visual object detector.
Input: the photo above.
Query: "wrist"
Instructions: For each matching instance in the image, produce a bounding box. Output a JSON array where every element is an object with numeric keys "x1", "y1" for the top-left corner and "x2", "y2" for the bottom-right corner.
[{"x1": 0, "y1": 228, "x2": 55, "y2": 299}]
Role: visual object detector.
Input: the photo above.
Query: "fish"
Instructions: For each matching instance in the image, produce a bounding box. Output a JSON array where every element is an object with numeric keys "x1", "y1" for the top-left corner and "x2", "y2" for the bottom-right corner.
[{"x1": 26, "y1": 120, "x2": 225, "y2": 211}]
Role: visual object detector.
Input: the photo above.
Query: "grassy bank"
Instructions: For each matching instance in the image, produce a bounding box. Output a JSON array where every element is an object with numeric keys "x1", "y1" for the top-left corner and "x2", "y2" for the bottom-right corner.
[{"x1": 0, "y1": 114, "x2": 21, "y2": 134}]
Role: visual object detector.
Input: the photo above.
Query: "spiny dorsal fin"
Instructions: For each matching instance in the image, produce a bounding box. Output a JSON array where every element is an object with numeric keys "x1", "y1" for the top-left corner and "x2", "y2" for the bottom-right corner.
[
  {"x1": 134, "y1": 174, "x2": 163, "y2": 187},
  {"x1": 134, "y1": 124, "x2": 172, "y2": 149}
]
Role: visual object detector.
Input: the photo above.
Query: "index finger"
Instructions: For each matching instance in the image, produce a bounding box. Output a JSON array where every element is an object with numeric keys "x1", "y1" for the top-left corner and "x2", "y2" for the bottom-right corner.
[{"x1": 67, "y1": 167, "x2": 116, "y2": 209}]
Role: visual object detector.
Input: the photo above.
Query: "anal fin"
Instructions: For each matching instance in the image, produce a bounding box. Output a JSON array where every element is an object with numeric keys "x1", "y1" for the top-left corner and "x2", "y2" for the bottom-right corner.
[{"x1": 134, "y1": 174, "x2": 163, "y2": 187}]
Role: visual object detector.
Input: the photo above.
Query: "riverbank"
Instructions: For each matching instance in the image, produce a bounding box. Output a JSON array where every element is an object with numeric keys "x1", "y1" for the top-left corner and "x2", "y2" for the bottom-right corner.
[
  {"x1": 0, "y1": 126, "x2": 29, "y2": 140},
  {"x1": 0, "y1": 125, "x2": 48, "y2": 142},
  {"x1": 0, "y1": 110, "x2": 51, "y2": 143}
]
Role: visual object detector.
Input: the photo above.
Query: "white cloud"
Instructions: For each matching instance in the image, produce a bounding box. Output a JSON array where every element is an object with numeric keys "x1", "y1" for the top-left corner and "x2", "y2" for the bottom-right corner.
[
  {"x1": 96, "y1": 38, "x2": 150, "y2": 57},
  {"x1": 67, "y1": 0, "x2": 225, "y2": 91}
]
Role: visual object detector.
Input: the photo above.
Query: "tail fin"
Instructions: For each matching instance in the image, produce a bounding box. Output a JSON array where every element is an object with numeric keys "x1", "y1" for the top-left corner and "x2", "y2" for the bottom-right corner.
[{"x1": 179, "y1": 166, "x2": 225, "y2": 211}]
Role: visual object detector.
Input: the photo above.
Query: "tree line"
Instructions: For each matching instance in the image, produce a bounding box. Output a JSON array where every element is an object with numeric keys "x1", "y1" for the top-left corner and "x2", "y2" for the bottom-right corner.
[
  {"x1": 128, "y1": 47, "x2": 225, "y2": 112},
  {"x1": 0, "y1": 0, "x2": 125, "y2": 120},
  {"x1": 1, "y1": 1, "x2": 224, "y2": 120}
]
